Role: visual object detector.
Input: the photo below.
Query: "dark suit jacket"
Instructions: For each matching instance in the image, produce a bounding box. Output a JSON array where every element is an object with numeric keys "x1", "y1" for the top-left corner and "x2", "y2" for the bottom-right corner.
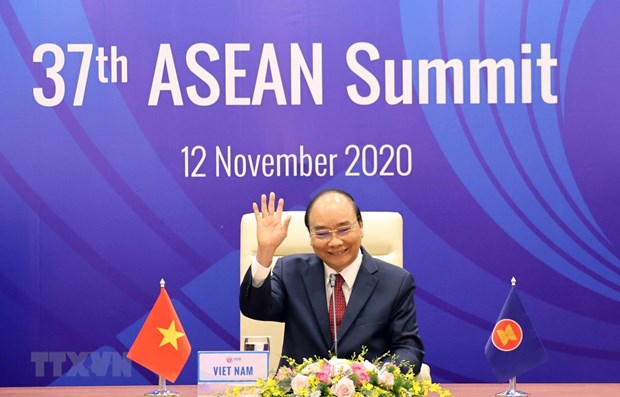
[{"x1": 239, "y1": 247, "x2": 425, "y2": 373}]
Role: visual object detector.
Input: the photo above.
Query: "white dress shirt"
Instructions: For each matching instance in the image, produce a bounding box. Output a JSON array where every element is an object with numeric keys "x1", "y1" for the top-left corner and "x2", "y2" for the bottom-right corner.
[{"x1": 250, "y1": 250, "x2": 364, "y2": 309}]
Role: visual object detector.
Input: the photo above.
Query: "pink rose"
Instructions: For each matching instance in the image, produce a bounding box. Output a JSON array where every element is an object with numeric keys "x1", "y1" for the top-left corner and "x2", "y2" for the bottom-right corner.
[
  {"x1": 350, "y1": 363, "x2": 365, "y2": 374},
  {"x1": 377, "y1": 370, "x2": 395, "y2": 387},
  {"x1": 350, "y1": 363, "x2": 369, "y2": 386},
  {"x1": 331, "y1": 377, "x2": 355, "y2": 397},
  {"x1": 381, "y1": 362, "x2": 398, "y2": 371},
  {"x1": 276, "y1": 366, "x2": 293, "y2": 381},
  {"x1": 354, "y1": 370, "x2": 369, "y2": 386},
  {"x1": 291, "y1": 373, "x2": 310, "y2": 395},
  {"x1": 316, "y1": 365, "x2": 332, "y2": 385}
]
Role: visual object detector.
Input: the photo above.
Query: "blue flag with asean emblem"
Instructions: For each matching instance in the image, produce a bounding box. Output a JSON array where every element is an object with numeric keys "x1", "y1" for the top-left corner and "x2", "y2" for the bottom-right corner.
[{"x1": 484, "y1": 286, "x2": 548, "y2": 381}]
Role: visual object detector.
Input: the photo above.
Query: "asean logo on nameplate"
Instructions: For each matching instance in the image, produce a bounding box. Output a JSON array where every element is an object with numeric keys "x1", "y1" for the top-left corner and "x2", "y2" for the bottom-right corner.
[
  {"x1": 491, "y1": 319, "x2": 523, "y2": 352},
  {"x1": 128, "y1": 279, "x2": 192, "y2": 383}
]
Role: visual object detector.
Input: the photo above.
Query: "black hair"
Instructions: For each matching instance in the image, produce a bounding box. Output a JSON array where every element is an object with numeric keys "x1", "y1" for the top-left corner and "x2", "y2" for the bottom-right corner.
[{"x1": 304, "y1": 188, "x2": 363, "y2": 230}]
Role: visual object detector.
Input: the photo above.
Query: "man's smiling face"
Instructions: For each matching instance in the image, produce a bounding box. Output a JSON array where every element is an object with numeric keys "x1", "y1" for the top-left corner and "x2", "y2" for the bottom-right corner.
[{"x1": 308, "y1": 192, "x2": 364, "y2": 272}]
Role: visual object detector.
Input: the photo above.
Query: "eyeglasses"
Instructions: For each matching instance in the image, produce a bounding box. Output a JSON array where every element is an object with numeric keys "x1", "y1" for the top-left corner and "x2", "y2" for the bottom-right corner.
[{"x1": 310, "y1": 222, "x2": 358, "y2": 241}]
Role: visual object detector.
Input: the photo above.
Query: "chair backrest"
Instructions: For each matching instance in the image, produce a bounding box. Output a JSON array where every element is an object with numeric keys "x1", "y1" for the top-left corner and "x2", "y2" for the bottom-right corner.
[{"x1": 239, "y1": 211, "x2": 403, "y2": 372}]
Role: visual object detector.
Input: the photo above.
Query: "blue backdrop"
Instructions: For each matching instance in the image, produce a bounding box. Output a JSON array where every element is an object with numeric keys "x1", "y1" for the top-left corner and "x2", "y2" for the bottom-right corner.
[{"x1": 1, "y1": 0, "x2": 619, "y2": 386}]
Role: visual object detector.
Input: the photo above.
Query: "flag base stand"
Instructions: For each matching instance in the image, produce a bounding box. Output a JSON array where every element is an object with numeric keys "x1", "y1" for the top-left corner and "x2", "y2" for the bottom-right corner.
[
  {"x1": 145, "y1": 376, "x2": 180, "y2": 397},
  {"x1": 496, "y1": 391, "x2": 528, "y2": 397},
  {"x1": 496, "y1": 377, "x2": 528, "y2": 397}
]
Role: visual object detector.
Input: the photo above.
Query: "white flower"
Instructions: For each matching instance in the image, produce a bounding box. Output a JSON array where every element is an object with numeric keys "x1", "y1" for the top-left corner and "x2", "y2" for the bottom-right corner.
[
  {"x1": 377, "y1": 369, "x2": 395, "y2": 387},
  {"x1": 309, "y1": 391, "x2": 322, "y2": 397},
  {"x1": 291, "y1": 373, "x2": 310, "y2": 395},
  {"x1": 327, "y1": 358, "x2": 350, "y2": 376},
  {"x1": 331, "y1": 377, "x2": 355, "y2": 397},
  {"x1": 300, "y1": 362, "x2": 321, "y2": 375},
  {"x1": 361, "y1": 360, "x2": 376, "y2": 372}
]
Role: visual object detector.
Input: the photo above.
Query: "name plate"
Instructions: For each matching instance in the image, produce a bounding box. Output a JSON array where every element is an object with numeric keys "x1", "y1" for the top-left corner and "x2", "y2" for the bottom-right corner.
[{"x1": 198, "y1": 351, "x2": 270, "y2": 384}]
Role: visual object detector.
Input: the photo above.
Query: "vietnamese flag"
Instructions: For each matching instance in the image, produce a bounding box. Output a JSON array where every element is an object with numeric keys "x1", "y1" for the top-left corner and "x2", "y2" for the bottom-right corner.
[{"x1": 128, "y1": 281, "x2": 192, "y2": 382}]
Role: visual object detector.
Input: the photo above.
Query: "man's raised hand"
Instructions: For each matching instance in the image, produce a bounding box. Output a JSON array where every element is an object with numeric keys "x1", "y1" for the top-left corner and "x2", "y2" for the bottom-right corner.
[{"x1": 253, "y1": 192, "x2": 292, "y2": 267}]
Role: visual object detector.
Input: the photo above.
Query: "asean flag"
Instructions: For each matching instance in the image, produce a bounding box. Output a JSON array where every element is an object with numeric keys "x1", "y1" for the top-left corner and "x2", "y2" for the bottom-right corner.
[
  {"x1": 484, "y1": 285, "x2": 548, "y2": 381},
  {"x1": 128, "y1": 284, "x2": 192, "y2": 382}
]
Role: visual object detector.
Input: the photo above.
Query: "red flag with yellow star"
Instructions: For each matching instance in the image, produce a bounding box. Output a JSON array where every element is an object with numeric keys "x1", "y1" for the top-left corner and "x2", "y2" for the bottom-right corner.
[{"x1": 128, "y1": 283, "x2": 191, "y2": 382}]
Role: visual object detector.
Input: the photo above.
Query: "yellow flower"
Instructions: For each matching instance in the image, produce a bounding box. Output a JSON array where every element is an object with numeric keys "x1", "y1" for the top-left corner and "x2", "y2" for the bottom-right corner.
[
  {"x1": 309, "y1": 374, "x2": 320, "y2": 388},
  {"x1": 429, "y1": 383, "x2": 454, "y2": 397}
]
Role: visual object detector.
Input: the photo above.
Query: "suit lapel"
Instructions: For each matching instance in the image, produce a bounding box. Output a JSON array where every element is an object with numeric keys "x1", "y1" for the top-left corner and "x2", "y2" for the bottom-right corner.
[
  {"x1": 303, "y1": 257, "x2": 332, "y2": 347},
  {"x1": 337, "y1": 251, "x2": 378, "y2": 340}
]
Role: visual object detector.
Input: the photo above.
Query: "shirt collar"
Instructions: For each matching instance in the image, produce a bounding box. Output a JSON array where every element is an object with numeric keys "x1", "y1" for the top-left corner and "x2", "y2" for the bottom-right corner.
[{"x1": 323, "y1": 249, "x2": 363, "y2": 288}]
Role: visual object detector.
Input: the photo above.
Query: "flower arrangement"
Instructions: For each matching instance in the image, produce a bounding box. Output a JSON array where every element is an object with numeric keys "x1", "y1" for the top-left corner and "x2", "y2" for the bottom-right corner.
[{"x1": 236, "y1": 351, "x2": 452, "y2": 397}]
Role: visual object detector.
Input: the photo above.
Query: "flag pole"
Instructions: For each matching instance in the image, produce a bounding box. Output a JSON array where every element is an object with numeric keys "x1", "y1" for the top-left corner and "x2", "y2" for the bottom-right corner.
[
  {"x1": 144, "y1": 375, "x2": 180, "y2": 397},
  {"x1": 495, "y1": 376, "x2": 528, "y2": 397},
  {"x1": 143, "y1": 279, "x2": 181, "y2": 397},
  {"x1": 495, "y1": 278, "x2": 528, "y2": 397}
]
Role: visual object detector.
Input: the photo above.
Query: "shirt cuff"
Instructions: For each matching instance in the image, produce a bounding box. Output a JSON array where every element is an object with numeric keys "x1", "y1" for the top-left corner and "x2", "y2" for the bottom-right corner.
[{"x1": 251, "y1": 257, "x2": 271, "y2": 287}]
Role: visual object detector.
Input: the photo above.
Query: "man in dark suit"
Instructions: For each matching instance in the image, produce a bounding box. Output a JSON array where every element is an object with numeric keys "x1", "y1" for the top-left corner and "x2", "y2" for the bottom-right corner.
[{"x1": 239, "y1": 189, "x2": 424, "y2": 373}]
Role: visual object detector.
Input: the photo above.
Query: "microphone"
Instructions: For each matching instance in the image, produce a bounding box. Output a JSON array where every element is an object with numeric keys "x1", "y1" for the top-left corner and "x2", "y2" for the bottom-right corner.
[{"x1": 329, "y1": 273, "x2": 339, "y2": 357}]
